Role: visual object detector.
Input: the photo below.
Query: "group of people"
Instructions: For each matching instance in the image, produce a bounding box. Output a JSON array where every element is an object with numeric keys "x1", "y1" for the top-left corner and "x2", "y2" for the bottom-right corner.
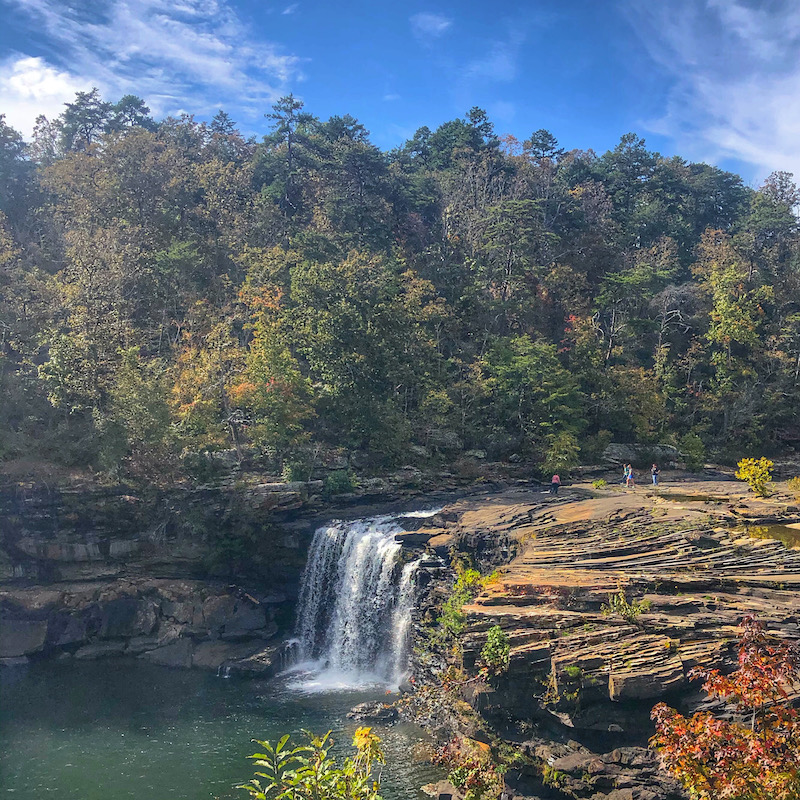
[
  {"x1": 622, "y1": 463, "x2": 661, "y2": 488},
  {"x1": 546, "y1": 463, "x2": 662, "y2": 497}
]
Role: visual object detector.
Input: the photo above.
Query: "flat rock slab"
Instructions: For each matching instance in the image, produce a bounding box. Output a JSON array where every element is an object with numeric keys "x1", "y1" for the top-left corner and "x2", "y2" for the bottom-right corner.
[{"x1": 447, "y1": 480, "x2": 800, "y2": 708}]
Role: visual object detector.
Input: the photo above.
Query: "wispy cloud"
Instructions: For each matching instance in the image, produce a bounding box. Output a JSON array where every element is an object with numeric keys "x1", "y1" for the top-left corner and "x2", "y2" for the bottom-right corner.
[
  {"x1": 624, "y1": 0, "x2": 800, "y2": 180},
  {"x1": 383, "y1": 92, "x2": 400, "y2": 102},
  {"x1": 410, "y1": 12, "x2": 452, "y2": 39},
  {"x1": 282, "y1": 3, "x2": 299, "y2": 15},
  {"x1": 464, "y1": 29, "x2": 524, "y2": 82},
  {"x1": 2, "y1": 0, "x2": 303, "y2": 135}
]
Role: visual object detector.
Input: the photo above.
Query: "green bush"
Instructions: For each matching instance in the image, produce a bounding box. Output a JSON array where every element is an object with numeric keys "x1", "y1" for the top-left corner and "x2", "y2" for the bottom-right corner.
[
  {"x1": 323, "y1": 470, "x2": 355, "y2": 497},
  {"x1": 480, "y1": 625, "x2": 510, "y2": 676},
  {"x1": 543, "y1": 431, "x2": 580, "y2": 476},
  {"x1": 181, "y1": 451, "x2": 230, "y2": 484},
  {"x1": 238, "y1": 728, "x2": 384, "y2": 800},
  {"x1": 592, "y1": 478, "x2": 608, "y2": 489},
  {"x1": 438, "y1": 568, "x2": 495, "y2": 641},
  {"x1": 281, "y1": 460, "x2": 308, "y2": 482},
  {"x1": 678, "y1": 433, "x2": 706, "y2": 472},
  {"x1": 601, "y1": 590, "x2": 651, "y2": 624}
]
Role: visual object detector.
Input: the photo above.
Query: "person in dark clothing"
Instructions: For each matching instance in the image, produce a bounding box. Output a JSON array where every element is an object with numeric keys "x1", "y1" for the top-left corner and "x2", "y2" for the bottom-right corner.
[
  {"x1": 550, "y1": 474, "x2": 561, "y2": 495},
  {"x1": 651, "y1": 463, "x2": 660, "y2": 486}
]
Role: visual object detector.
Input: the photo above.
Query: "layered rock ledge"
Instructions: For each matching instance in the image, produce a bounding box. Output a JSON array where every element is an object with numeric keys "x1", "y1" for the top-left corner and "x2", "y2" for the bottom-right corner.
[
  {"x1": 0, "y1": 578, "x2": 292, "y2": 674},
  {"x1": 409, "y1": 478, "x2": 800, "y2": 800}
]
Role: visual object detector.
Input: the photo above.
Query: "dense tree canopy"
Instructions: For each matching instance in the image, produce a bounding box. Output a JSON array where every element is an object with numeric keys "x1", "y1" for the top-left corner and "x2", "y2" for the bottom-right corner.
[{"x1": 2, "y1": 89, "x2": 799, "y2": 479}]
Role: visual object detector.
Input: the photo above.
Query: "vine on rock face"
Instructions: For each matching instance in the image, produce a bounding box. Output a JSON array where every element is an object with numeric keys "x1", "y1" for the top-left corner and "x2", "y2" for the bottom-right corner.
[
  {"x1": 436, "y1": 567, "x2": 495, "y2": 646},
  {"x1": 651, "y1": 615, "x2": 800, "y2": 800}
]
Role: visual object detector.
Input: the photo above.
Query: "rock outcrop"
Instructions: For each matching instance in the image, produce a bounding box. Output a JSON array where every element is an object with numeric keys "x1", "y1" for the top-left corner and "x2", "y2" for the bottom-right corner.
[
  {"x1": 407, "y1": 478, "x2": 800, "y2": 800},
  {"x1": 0, "y1": 578, "x2": 285, "y2": 673}
]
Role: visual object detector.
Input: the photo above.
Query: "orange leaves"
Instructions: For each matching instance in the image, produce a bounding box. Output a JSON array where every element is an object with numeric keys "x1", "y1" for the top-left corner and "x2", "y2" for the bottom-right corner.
[
  {"x1": 240, "y1": 285, "x2": 284, "y2": 314},
  {"x1": 651, "y1": 616, "x2": 800, "y2": 800},
  {"x1": 228, "y1": 381, "x2": 257, "y2": 403}
]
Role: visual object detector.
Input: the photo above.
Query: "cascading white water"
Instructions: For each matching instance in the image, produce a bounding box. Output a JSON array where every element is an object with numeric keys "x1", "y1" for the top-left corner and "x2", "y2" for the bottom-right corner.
[{"x1": 293, "y1": 512, "x2": 432, "y2": 688}]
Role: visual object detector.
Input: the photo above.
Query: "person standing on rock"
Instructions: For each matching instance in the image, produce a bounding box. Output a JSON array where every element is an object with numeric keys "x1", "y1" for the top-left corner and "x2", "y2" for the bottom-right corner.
[
  {"x1": 622, "y1": 463, "x2": 630, "y2": 485},
  {"x1": 651, "y1": 463, "x2": 660, "y2": 486},
  {"x1": 625, "y1": 465, "x2": 635, "y2": 489},
  {"x1": 550, "y1": 474, "x2": 561, "y2": 495}
]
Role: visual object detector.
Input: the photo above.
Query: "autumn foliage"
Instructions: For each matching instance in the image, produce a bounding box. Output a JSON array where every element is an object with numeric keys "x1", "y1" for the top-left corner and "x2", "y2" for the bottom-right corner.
[{"x1": 651, "y1": 615, "x2": 800, "y2": 800}]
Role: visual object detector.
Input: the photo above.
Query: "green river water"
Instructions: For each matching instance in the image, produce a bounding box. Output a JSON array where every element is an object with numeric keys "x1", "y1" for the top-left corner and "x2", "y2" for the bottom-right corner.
[{"x1": 0, "y1": 660, "x2": 440, "y2": 800}]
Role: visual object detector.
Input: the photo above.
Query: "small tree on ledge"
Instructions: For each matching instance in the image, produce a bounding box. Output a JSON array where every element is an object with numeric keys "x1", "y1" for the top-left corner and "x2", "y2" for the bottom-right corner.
[{"x1": 651, "y1": 615, "x2": 800, "y2": 800}]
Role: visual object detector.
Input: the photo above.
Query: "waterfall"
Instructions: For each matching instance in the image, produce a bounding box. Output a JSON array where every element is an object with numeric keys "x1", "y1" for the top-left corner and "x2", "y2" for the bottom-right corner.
[{"x1": 293, "y1": 512, "x2": 432, "y2": 688}]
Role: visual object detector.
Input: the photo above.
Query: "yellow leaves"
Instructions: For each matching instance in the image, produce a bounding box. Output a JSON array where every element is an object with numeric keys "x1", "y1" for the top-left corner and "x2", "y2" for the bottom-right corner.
[
  {"x1": 352, "y1": 726, "x2": 385, "y2": 769},
  {"x1": 736, "y1": 457, "x2": 774, "y2": 496},
  {"x1": 352, "y1": 726, "x2": 379, "y2": 750},
  {"x1": 241, "y1": 286, "x2": 284, "y2": 316}
]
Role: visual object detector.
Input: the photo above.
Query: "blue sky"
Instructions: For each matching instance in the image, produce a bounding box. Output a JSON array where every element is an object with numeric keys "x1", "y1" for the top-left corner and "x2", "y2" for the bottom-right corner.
[{"x1": 2, "y1": 0, "x2": 799, "y2": 184}]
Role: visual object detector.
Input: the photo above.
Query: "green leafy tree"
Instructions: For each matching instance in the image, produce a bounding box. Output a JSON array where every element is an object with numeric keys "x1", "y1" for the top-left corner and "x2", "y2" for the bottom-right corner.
[
  {"x1": 482, "y1": 336, "x2": 584, "y2": 463},
  {"x1": 59, "y1": 88, "x2": 112, "y2": 152}
]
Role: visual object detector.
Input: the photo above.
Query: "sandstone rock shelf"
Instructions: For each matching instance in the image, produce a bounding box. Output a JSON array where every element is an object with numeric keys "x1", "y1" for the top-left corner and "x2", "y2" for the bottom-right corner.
[{"x1": 413, "y1": 478, "x2": 800, "y2": 799}]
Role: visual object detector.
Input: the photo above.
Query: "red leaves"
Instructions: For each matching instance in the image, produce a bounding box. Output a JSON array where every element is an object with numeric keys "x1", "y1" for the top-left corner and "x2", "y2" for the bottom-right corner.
[{"x1": 651, "y1": 615, "x2": 800, "y2": 800}]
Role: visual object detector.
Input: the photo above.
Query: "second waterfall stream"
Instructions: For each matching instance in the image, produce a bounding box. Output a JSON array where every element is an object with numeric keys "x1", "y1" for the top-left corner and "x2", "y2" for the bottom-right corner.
[{"x1": 291, "y1": 510, "x2": 438, "y2": 690}]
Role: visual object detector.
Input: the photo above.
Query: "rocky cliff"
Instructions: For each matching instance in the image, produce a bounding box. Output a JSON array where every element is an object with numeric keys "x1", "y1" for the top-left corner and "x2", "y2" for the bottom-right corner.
[
  {"x1": 0, "y1": 481, "x2": 313, "y2": 672},
  {"x1": 404, "y1": 477, "x2": 800, "y2": 800}
]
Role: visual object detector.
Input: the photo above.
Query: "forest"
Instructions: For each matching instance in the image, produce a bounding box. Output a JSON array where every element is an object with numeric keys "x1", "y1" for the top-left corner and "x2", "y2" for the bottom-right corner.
[{"x1": 1, "y1": 89, "x2": 799, "y2": 482}]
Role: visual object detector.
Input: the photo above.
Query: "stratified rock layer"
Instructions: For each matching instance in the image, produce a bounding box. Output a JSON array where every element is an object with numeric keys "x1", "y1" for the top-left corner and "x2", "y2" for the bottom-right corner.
[
  {"x1": 417, "y1": 478, "x2": 800, "y2": 800},
  {"x1": 0, "y1": 578, "x2": 287, "y2": 673}
]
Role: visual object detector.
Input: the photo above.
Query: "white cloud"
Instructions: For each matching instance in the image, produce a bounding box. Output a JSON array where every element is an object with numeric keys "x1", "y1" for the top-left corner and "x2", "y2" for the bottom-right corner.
[
  {"x1": 410, "y1": 12, "x2": 452, "y2": 39},
  {"x1": 2, "y1": 0, "x2": 303, "y2": 134},
  {"x1": 383, "y1": 92, "x2": 400, "y2": 102},
  {"x1": 0, "y1": 56, "x2": 91, "y2": 136},
  {"x1": 282, "y1": 3, "x2": 299, "y2": 14},
  {"x1": 625, "y1": 0, "x2": 800, "y2": 181},
  {"x1": 464, "y1": 28, "x2": 524, "y2": 83}
]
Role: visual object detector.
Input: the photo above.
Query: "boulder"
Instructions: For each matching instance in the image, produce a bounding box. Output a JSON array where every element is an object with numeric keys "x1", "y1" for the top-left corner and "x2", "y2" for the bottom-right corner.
[
  {"x1": 126, "y1": 635, "x2": 163, "y2": 655},
  {"x1": 140, "y1": 638, "x2": 193, "y2": 668},
  {"x1": 161, "y1": 600, "x2": 196, "y2": 624},
  {"x1": 602, "y1": 443, "x2": 680, "y2": 468},
  {"x1": 221, "y1": 604, "x2": 277, "y2": 641},
  {"x1": 224, "y1": 644, "x2": 283, "y2": 677},
  {"x1": 395, "y1": 530, "x2": 435, "y2": 546},
  {"x1": 48, "y1": 613, "x2": 89, "y2": 647},
  {"x1": 74, "y1": 641, "x2": 127, "y2": 659},
  {"x1": 0, "y1": 619, "x2": 48, "y2": 657},
  {"x1": 347, "y1": 701, "x2": 399, "y2": 722},
  {"x1": 223, "y1": 603, "x2": 267, "y2": 633},
  {"x1": 201, "y1": 595, "x2": 237, "y2": 631},
  {"x1": 99, "y1": 598, "x2": 158, "y2": 639},
  {"x1": 192, "y1": 640, "x2": 262, "y2": 670}
]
